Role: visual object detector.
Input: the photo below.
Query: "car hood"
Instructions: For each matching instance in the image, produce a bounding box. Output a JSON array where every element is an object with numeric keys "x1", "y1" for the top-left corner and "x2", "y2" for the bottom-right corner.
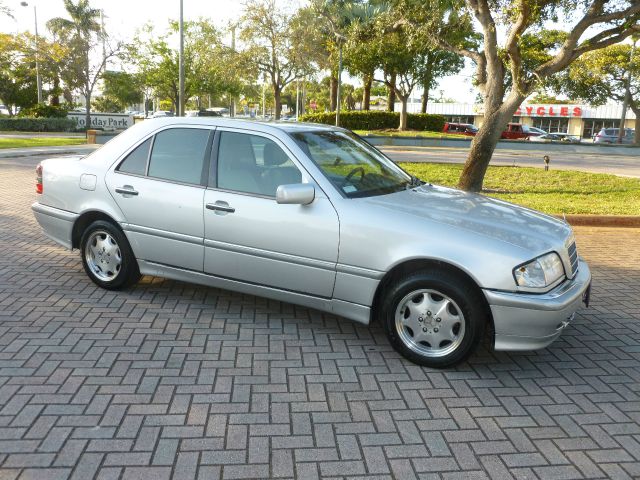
[{"x1": 363, "y1": 184, "x2": 572, "y2": 253}]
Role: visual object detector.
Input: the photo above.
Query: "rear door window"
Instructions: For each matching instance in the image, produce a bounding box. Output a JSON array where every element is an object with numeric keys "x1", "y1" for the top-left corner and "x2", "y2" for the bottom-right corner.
[{"x1": 147, "y1": 128, "x2": 210, "y2": 185}]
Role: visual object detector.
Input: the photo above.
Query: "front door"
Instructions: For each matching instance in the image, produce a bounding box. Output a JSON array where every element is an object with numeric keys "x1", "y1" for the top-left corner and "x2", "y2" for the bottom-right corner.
[
  {"x1": 203, "y1": 129, "x2": 339, "y2": 298},
  {"x1": 105, "y1": 127, "x2": 212, "y2": 271}
]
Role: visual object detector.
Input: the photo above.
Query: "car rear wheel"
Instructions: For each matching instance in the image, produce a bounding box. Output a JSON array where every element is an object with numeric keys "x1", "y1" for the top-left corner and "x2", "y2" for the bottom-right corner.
[
  {"x1": 80, "y1": 220, "x2": 140, "y2": 290},
  {"x1": 381, "y1": 270, "x2": 486, "y2": 368}
]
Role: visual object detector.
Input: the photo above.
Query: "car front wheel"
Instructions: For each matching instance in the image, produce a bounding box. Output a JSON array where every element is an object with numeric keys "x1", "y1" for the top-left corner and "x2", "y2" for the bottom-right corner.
[
  {"x1": 381, "y1": 270, "x2": 487, "y2": 368},
  {"x1": 80, "y1": 220, "x2": 140, "y2": 290}
]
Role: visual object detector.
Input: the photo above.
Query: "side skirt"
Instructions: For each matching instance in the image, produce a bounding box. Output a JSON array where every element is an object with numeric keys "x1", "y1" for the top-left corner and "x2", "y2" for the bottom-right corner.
[{"x1": 137, "y1": 259, "x2": 371, "y2": 325}]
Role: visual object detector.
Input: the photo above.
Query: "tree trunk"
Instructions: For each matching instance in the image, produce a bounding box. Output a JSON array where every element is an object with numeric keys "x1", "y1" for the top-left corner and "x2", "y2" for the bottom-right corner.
[
  {"x1": 421, "y1": 57, "x2": 433, "y2": 114},
  {"x1": 458, "y1": 105, "x2": 517, "y2": 192},
  {"x1": 274, "y1": 87, "x2": 282, "y2": 120},
  {"x1": 387, "y1": 73, "x2": 396, "y2": 112},
  {"x1": 84, "y1": 93, "x2": 91, "y2": 131},
  {"x1": 51, "y1": 76, "x2": 60, "y2": 106},
  {"x1": 362, "y1": 74, "x2": 372, "y2": 111},
  {"x1": 421, "y1": 74, "x2": 432, "y2": 114},
  {"x1": 329, "y1": 76, "x2": 338, "y2": 112},
  {"x1": 398, "y1": 94, "x2": 409, "y2": 131},
  {"x1": 631, "y1": 103, "x2": 640, "y2": 146},
  {"x1": 421, "y1": 89, "x2": 429, "y2": 114}
]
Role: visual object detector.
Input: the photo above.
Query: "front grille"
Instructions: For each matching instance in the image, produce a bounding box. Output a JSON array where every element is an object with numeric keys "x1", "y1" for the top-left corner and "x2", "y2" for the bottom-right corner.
[{"x1": 567, "y1": 241, "x2": 578, "y2": 276}]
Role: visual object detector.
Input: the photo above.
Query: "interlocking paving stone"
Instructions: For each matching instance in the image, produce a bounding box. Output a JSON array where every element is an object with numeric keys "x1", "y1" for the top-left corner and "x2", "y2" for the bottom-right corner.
[{"x1": 1, "y1": 158, "x2": 640, "y2": 479}]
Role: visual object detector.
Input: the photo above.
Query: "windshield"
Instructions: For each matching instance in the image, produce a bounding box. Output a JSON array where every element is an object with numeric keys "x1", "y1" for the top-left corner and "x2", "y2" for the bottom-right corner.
[{"x1": 290, "y1": 130, "x2": 413, "y2": 198}]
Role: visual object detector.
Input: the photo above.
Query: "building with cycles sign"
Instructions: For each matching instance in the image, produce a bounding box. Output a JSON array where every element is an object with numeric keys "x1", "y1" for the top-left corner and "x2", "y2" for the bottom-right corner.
[{"x1": 399, "y1": 102, "x2": 635, "y2": 139}]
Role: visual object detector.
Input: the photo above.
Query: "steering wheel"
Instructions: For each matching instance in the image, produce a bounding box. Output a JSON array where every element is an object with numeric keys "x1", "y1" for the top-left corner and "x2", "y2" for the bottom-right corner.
[{"x1": 343, "y1": 166, "x2": 366, "y2": 185}]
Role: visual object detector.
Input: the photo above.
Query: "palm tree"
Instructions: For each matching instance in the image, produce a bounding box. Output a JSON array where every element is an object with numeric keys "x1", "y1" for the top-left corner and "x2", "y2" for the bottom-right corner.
[
  {"x1": 47, "y1": 0, "x2": 101, "y2": 39},
  {"x1": 312, "y1": 0, "x2": 387, "y2": 125},
  {"x1": 47, "y1": 0, "x2": 104, "y2": 128}
]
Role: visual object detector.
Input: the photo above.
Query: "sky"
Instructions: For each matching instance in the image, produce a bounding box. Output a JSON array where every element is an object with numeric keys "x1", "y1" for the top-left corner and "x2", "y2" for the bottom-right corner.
[{"x1": 0, "y1": 0, "x2": 478, "y2": 103}]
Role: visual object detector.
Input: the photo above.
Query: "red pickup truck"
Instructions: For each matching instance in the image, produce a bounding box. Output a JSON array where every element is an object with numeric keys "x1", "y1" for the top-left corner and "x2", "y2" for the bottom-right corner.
[{"x1": 501, "y1": 123, "x2": 530, "y2": 140}]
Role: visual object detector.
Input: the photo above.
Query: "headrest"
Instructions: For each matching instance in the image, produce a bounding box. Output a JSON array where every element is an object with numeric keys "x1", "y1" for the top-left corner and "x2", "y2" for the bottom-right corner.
[
  {"x1": 220, "y1": 133, "x2": 255, "y2": 167},
  {"x1": 263, "y1": 143, "x2": 290, "y2": 166}
]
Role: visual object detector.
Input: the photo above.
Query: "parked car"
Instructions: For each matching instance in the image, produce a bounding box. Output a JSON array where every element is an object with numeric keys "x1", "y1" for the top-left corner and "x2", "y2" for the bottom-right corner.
[
  {"x1": 443, "y1": 122, "x2": 478, "y2": 136},
  {"x1": 554, "y1": 133, "x2": 582, "y2": 144},
  {"x1": 528, "y1": 133, "x2": 562, "y2": 143},
  {"x1": 152, "y1": 110, "x2": 174, "y2": 118},
  {"x1": 501, "y1": 123, "x2": 530, "y2": 140},
  {"x1": 32, "y1": 118, "x2": 591, "y2": 368},
  {"x1": 186, "y1": 109, "x2": 223, "y2": 117},
  {"x1": 524, "y1": 126, "x2": 547, "y2": 136},
  {"x1": 594, "y1": 127, "x2": 635, "y2": 144}
]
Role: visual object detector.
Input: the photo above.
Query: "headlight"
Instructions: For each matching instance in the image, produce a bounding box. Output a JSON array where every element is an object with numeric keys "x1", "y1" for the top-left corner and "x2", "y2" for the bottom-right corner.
[{"x1": 513, "y1": 252, "x2": 565, "y2": 288}]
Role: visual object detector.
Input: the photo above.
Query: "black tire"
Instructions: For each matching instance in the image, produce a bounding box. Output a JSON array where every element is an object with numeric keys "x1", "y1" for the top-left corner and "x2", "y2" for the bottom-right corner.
[
  {"x1": 80, "y1": 220, "x2": 140, "y2": 290},
  {"x1": 380, "y1": 269, "x2": 487, "y2": 368}
]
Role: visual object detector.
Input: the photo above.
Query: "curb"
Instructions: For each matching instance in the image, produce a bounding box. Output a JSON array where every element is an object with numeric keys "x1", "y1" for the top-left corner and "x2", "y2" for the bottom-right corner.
[
  {"x1": 0, "y1": 145, "x2": 98, "y2": 159},
  {"x1": 555, "y1": 215, "x2": 640, "y2": 227}
]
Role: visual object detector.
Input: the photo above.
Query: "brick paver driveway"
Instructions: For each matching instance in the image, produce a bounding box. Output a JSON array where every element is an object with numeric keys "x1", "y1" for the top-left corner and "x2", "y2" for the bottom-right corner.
[{"x1": 1, "y1": 157, "x2": 639, "y2": 480}]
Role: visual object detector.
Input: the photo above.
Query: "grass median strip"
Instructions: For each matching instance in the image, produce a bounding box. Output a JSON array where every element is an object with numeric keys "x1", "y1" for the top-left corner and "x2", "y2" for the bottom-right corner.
[
  {"x1": 401, "y1": 162, "x2": 640, "y2": 215},
  {"x1": 0, "y1": 137, "x2": 86, "y2": 149},
  {"x1": 355, "y1": 129, "x2": 468, "y2": 139}
]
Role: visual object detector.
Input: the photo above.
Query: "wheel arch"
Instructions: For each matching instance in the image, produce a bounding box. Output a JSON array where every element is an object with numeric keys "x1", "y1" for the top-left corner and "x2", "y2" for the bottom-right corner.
[
  {"x1": 71, "y1": 210, "x2": 122, "y2": 249},
  {"x1": 370, "y1": 258, "x2": 494, "y2": 337}
]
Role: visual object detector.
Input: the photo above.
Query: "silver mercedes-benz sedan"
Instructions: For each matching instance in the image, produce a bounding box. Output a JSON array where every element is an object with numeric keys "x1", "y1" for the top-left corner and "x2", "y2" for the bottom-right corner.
[{"x1": 32, "y1": 118, "x2": 591, "y2": 367}]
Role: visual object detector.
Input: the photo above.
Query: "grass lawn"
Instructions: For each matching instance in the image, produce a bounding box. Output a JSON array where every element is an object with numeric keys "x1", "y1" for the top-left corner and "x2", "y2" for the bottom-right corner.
[
  {"x1": 0, "y1": 137, "x2": 86, "y2": 149},
  {"x1": 355, "y1": 129, "x2": 469, "y2": 139},
  {"x1": 401, "y1": 162, "x2": 640, "y2": 216}
]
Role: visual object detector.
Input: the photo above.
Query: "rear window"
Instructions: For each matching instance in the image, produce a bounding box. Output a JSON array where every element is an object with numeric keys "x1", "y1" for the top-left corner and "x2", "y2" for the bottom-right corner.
[
  {"x1": 118, "y1": 138, "x2": 151, "y2": 175},
  {"x1": 603, "y1": 129, "x2": 617, "y2": 136}
]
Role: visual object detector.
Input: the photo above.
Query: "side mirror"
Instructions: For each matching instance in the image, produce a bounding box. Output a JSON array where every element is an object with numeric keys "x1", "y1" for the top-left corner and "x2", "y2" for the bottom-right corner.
[{"x1": 276, "y1": 183, "x2": 315, "y2": 205}]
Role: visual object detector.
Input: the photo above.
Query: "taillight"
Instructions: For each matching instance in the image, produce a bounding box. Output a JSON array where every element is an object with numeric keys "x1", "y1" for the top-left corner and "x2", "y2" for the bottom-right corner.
[{"x1": 35, "y1": 163, "x2": 43, "y2": 194}]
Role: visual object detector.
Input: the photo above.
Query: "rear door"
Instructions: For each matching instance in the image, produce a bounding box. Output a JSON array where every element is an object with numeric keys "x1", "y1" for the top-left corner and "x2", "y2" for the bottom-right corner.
[{"x1": 105, "y1": 126, "x2": 213, "y2": 271}]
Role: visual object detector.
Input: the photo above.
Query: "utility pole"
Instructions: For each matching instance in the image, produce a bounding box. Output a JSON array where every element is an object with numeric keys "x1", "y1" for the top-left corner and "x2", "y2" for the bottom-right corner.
[
  {"x1": 262, "y1": 81, "x2": 266, "y2": 118},
  {"x1": 178, "y1": 0, "x2": 185, "y2": 116},
  {"x1": 20, "y1": 2, "x2": 42, "y2": 103},
  {"x1": 295, "y1": 79, "x2": 300, "y2": 121},
  {"x1": 336, "y1": 40, "x2": 343, "y2": 127},
  {"x1": 100, "y1": 10, "x2": 106, "y2": 66},
  {"x1": 618, "y1": 40, "x2": 636, "y2": 144},
  {"x1": 230, "y1": 25, "x2": 236, "y2": 117}
]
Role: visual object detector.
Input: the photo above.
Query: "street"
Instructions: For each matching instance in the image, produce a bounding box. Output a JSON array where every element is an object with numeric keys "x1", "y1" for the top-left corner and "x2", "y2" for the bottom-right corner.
[
  {"x1": 381, "y1": 146, "x2": 640, "y2": 177},
  {"x1": 1, "y1": 154, "x2": 639, "y2": 479}
]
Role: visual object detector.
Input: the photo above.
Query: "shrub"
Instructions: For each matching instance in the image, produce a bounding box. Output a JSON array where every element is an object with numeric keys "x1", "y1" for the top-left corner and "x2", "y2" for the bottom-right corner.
[
  {"x1": 299, "y1": 110, "x2": 445, "y2": 132},
  {"x1": 0, "y1": 117, "x2": 77, "y2": 132},
  {"x1": 18, "y1": 104, "x2": 69, "y2": 118},
  {"x1": 407, "y1": 113, "x2": 446, "y2": 132}
]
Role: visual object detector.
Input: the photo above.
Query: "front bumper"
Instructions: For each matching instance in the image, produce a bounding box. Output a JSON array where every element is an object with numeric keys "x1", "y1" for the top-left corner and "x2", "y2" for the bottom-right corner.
[
  {"x1": 32, "y1": 202, "x2": 78, "y2": 250},
  {"x1": 484, "y1": 259, "x2": 591, "y2": 351}
]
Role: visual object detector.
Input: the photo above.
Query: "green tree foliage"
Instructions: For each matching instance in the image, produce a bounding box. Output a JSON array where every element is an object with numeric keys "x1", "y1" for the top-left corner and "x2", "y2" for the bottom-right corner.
[
  {"x1": 47, "y1": 0, "x2": 122, "y2": 128},
  {"x1": 555, "y1": 42, "x2": 640, "y2": 144},
  {"x1": 373, "y1": 24, "x2": 426, "y2": 130},
  {"x1": 344, "y1": 22, "x2": 381, "y2": 110},
  {"x1": 392, "y1": 0, "x2": 640, "y2": 191},
  {"x1": 100, "y1": 71, "x2": 143, "y2": 111},
  {"x1": 416, "y1": 50, "x2": 464, "y2": 113},
  {"x1": 132, "y1": 20, "x2": 248, "y2": 114},
  {"x1": 0, "y1": 33, "x2": 38, "y2": 116},
  {"x1": 239, "y1": 0, "x2": 311, "y2": 119},
  {"x1": 91, "y1": 95, "x2": 121, "y2": 113}
]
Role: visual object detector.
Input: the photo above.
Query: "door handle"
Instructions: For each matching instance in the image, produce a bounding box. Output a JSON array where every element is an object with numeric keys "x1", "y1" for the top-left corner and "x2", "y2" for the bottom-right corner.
[
  {"x1": 115, "y1": 186, "x2": 139, "y2": 196},
  {"x1": 206, "y1": 202, "x2": 235, "y2": 213}
]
